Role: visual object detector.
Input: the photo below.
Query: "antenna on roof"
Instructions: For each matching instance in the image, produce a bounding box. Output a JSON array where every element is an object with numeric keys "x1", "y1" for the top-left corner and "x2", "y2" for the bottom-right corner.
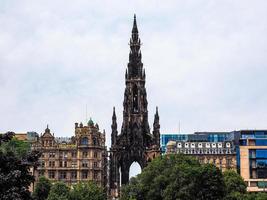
[{"x1": 178, "y1": 121, "x2": 181, "y2": 134}]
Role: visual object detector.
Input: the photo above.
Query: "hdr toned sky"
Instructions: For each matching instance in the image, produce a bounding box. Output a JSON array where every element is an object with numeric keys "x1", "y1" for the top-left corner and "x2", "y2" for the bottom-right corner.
[{"x1": 1, "y1": 0, "x2": 267, "y2": 150}]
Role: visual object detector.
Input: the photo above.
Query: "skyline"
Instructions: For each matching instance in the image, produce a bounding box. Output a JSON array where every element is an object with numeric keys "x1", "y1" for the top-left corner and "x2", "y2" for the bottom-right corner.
[{"x1": 1, "y1": 0, "x2": 267, "y2": 149}]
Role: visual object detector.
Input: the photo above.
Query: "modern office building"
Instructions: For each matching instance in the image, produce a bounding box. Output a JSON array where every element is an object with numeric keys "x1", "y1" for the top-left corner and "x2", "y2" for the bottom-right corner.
[
  {"x1": 161, "y1": 132, "x2": 231, "y2": 153},
  {"x1": 31, "y1": 119, "x2": 107, "y2": 190},
  {"x1": 237, "y1": 130, "x2": 267, "y2": 192}
]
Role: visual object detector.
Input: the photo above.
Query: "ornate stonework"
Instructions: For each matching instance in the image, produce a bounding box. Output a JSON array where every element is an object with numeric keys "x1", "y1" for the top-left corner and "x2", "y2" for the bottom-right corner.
[
  {"x1": 109, "y1": 15, "x2": 161, "y2": 198},
  {"x1": 32, "y1": 121, "x2": 107, "y2": 190}
]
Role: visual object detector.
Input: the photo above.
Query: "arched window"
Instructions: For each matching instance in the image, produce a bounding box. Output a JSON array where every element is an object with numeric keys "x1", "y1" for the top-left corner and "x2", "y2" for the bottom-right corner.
[{"x1": 81, "y1": 137, "x2": 88, "y2": 145}]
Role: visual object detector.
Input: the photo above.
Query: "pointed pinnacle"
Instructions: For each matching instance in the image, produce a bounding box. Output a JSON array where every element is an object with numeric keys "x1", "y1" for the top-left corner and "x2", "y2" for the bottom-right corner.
[
  {"x1": 112, "y1": 107, "x2": 116, "y2": 118},
  {"x1": 132, "y1": 14, "x2": 138, "y2": 34}
]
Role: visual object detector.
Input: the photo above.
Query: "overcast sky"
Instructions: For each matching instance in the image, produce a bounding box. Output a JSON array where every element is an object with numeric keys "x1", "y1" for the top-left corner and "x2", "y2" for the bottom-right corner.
[{"x1": 1, "y1": 0, "x2": 267, "y2": 152}]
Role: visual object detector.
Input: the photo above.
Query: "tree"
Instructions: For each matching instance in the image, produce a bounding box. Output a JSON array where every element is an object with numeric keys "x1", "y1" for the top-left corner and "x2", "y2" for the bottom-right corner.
[
  {"x1": 47, "y1": 182, "x2": 70, "y2": 200},
  {"x1": 223, "y1": 170, "x2": 247, "y2": 200},
  {"x1": 32, "y1": 176, "x2": 52, "y2": 200},
  {"x1": 0, "y1": 132, "x2": 41, "y2": 200},
  {"x1": 0, "y1": 137, "x2": 31, "y2": 158},
  {"x1": 69, "y1": 181, "x2": 106, "y2": 200},
  {"x1": 121, "y1": 154, "x2": 226, "y2": 200}
]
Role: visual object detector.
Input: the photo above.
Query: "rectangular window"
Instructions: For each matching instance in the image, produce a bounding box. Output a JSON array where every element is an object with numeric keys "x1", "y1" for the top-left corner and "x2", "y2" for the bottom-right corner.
[
  {"x1": 59, "y1": 161, "x2": 62, "y2": 167},
  {"x1": 71, "y1": 152, "x2": 77, "y2": 158},
  {"x1": 59, "y1": 171, "x2": 67, "y2": 179},
  {"x1": 93, "y1": 162, "x2": 98, "y2": 168},
  {"x1": 82, "y1": 171, "x2": 88, "y2": 179},
  {"x1": 256, "y1": 150, "x2": 267, "y2": 158},
  {"x1": 64, "y1": 161, "x2": 67, "y2": 167},
  {"x1": 71, "y1": 161, "x2": 77, "y2": 168},
  {"x1": 71, "y1": 171, "x2": 77, "y2": 179},
  {"x1": 82, "y1": 161, "x2": 88, "y2": 167},
  {"x1": 94, "y1": 152, "x2": 98, "y2": 158},
  {"x1": 82, "y1": 151, "x2": 88, "y2": 158},
  {"x1": 59, "y1": 151, "x2": 68, "y2": 158},
  {"x1": 49, "y1": 161, "x2": 55, "y2": 167},
  {"x1": 48, "y1": 171, "x2": 55, "y2": 179},
  {"x1": 255, "y1": 140, "x2": 267, "y2": 146},
  {"x1": 49, "y1": 152, "x2": 55, "y2": 158}
]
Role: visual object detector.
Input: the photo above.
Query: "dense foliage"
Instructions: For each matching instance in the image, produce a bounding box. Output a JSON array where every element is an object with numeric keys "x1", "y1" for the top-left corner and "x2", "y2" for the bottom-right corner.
[
  {"x1": 223, "y1": 170, "x2": 247, "y2": 200},
  {"x1": 69, "y1": 181, "x2": 106, "y2": 200},
  {"x1": 32, "y1": 176, "x2": 52, "y2": 200},
  {"x1": 121, "y1": 154, "x2": 225, "y2": 200},
  {"x1": 121, "y1": 154, "x2": 267, "y2": 200},
  {"x1": 0, "y1": 137, "x2": 31, "y2": 158},
  {"x1": 47, "y1": 181, "x2": 70, "y2": 200},
  {"x1": 34, "y1": 179, "x2": 106, "y2": 200},
  {"x1": 0, "y1": 132, "x2": 40, "y2": 200}
]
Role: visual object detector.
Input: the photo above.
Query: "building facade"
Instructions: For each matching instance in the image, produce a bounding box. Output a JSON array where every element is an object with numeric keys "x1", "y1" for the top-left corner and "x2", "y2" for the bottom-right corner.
[
  {"x1": 109, "y1": 15, "x2": 161, "y2": 199},
  {"x1": 237, "y1": 130, "x2": 267, "y2": 192},
  {"x1": 32, "y1": 119, "x2": 107, "y2": 190},
  {"x1": 161, "y1": 132, "x2": 231, "y2": 153},
  {"x1": 166, "y1": 140, "x2": 236, "y2": 172}
]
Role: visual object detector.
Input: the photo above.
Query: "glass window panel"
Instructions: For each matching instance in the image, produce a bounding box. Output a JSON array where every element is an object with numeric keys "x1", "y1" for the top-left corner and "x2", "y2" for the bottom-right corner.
[{"x1": 256, "y1": 150, "x2": 267, "y2": 158}]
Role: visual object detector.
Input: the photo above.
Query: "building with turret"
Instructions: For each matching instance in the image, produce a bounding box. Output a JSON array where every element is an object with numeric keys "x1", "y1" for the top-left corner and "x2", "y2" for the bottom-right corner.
[{"x1": 31, "y1": 119, "x2": 107, "y2": 190}]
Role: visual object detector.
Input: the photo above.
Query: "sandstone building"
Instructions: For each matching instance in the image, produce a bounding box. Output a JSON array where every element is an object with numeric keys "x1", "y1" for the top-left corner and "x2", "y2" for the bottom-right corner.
[
  {"x1": 166, "y1": 140, "x2": 236, "y2": 172},
  {"x1": 31, "y1": 119, "x2": 107, "y2": 190}
]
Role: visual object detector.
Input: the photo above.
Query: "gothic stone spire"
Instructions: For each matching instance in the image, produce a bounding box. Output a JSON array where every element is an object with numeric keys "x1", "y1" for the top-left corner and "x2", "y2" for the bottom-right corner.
[{"x1": 128, "y1": 15, "x2": 143, "y2": 79}]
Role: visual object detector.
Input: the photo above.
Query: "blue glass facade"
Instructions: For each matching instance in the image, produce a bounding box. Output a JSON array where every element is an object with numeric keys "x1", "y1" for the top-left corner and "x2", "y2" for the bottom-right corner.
[
  {"x1": 161, "y1": 134, "x2": 189, "y2": 152},
  {"x1": 249, "y1": 149, "x2": 267, "y2": 178},
  {"x1": 161, "y1": 132, "x2": 231, "y2": 153}
]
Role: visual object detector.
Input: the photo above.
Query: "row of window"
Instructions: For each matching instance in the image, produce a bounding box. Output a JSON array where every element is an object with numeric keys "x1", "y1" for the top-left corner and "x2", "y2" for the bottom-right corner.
[
  {"x1": 80, "y1": 137, "x2": 100, "y2": 146},
  {"x1": 176, "y1": 149, "x2": 234, "y2": 155},
  {"x1": 43, "y1": 170, "x2": 99, "y2": 180},
  {"x1": 240, "y1": 139, "x2": 267, "y2": 146},
  {"x1": 249, "y1": 149, "x2": 267, "y2": 159},
  {"x1": 41, "y1": 161, "x2": 101, "y2": 168},
  {"x1": 198, "y1": 157, "x2": 233, "y2": 170},
  {"x1": 177, "y1": 142, "x2": 231, "y2": 148},
  {"x1": 241, "y1": 131, "x2": 267, "y2": 139},
  {"x1": 42, "y1": 151, "x2": 99, "y2": 159}
]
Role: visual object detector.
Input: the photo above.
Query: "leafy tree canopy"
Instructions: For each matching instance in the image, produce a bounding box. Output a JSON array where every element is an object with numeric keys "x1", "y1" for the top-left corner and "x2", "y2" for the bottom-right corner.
[
  {"x1": 47, "y1": 181, "x2": 70, "y2": 200},
  {"x1": 0, "y1": 137, "x2": 30, "y2": 158},
  {"x1": 69, "y1": 181, "x2": 106, "y2": 200},
  {"x1": 121, "y1": 154, "x2": 226, "y2": 200},
  {"x1": 0, "y1": 132, "x2": 40, "y2": 200},
  {"x1": 32, "y1": 176, "x2": 52, "y2": 200},
  {"x1": 223, "y1": 170, "x2": 247, "y2": 200}
]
